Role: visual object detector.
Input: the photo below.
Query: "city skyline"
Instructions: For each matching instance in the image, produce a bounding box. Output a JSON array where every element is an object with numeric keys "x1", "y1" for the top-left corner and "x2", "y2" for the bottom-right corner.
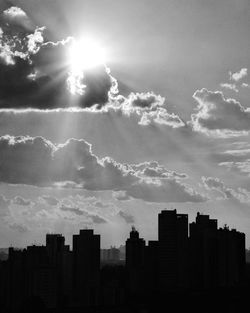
[
  {"x1": 0, "y1": 209, "x2": 246, "y2": 311},
  {"x1": 0, "y1": 0, "x2": 250, "y2": 250}
]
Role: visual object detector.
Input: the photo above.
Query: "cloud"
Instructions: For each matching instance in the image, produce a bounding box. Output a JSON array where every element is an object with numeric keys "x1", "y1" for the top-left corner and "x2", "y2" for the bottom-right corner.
[
  {"x1": 191, "y1": 88, "x2": 250, "y2": 137},
  {"x1": 229, "y1": 68, "x2": 248, "y2": 82},
  {"x1": 118, "y1": 211, "x2": 135, "y2": 224},
  {"x1": 219, "y1": 160, "x2": 250, "y2": 177},
  {"x1": 2, "y1": 6, "x2": 35, "y2": 32},
  {"x1": 8, "y1": 222, "x2": 28, "y2": 233},
  {"x1": 0, "y1": 7, "x2": 119, "y2": 111},
  {"x1": 202, "y1": 176, "x2": 250, "y2": 203},
  {"x1": 220, "y1": 83, "x2": 238, "y2": 93},
  {"x1": 59, "y1": 204, "x2": 107, "y2": 223},
  {"x1": 125, "y1": 178, "x2": 206, "y2": 203},
  {"x1": 0, "y1": 7, "x2": 183, "y2": 128},
  {"x1": 0, "y1": 135, "x2": 205, "y2": 203},
  {"x1": 3, "y1": 7, "x2": 27, "y2": 19},
  {"x1": 242, "y1": 83, "x2": 250, "y2": 88},
  {"x1": 41, "y1": 195, "x2": 59, "y2": 206},
  {"x1": 60, "y1": 204, "x2": 84, "y2": 216},
  {"x1": 220, "y1": 68, "x2": 248, "y2": 93},
  {"x1": 121, "y1": 92, "x2": 185, "y2": 127},
  {"x1": 12, "y1": 196, "x2": 32, "y2": 206},
  {"x1": 0, "y1": 195, "x2": 11, "y2": 216},
  {"x1": 113, "y1": 191, "x2": 131, "y2": 201}
]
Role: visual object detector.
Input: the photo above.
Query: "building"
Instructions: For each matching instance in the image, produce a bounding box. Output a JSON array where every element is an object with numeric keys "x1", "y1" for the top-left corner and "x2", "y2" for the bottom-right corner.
[
  {"x1": 158, "y1": 209, "x2": 189, "y2": 290},
  {"x1": 126, "y1": 226, "x2": 146, "y2": 294},
  {"x1": 217, "y1": 226, "x2": 245, "y2": 287},
  {"x1": 101, "y1": 246, "x2": 120, "y2": 263},
  {"x1": 189, "y1": 212, "x2": 218, "y2": 289},
  {"x1": 73, "y1": 229, "x2": 100, "y2": 306},
  {"x1": 46, "y1": 234, "x2": 72, "y2": 302}
]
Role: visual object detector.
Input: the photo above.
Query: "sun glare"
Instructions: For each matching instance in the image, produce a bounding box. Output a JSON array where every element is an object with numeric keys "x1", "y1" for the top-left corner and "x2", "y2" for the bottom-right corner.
[{"x1": 68, "y1": 37, "x2": 106, "y2": 73}]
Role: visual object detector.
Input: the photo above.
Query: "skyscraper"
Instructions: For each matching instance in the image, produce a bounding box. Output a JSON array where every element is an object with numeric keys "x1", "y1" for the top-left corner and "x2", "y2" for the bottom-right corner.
[
  {"x1": 126, "y1": 226, "x2": 146, "y2": 294},
  {"x1": 46, "y1": 234, "x2": 72, "y2": 302},
  {"x1": 158, "y1": 209, "x2": 188, "y2": 290},
  {"x1": 73, "y1": 229, "x2": 100, "y2": 306},
  {"x1": 189, "y1": 212, "x2": 218, "y2": 289}
]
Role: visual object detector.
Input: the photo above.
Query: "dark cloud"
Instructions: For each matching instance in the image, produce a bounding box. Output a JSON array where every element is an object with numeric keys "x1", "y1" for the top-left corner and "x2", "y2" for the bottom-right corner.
[
  {"x1": 0, "y1": 136, "x2": 54, "y2": 185},
  {"x1": 191, "y1": 88, "x2": 250, "y2": 137},
  {"x1": 0, "y1": 135, "x2": 205, "y2": 203},
  {"x1": 118, "y1": 211, "x2": 135, "y2": 224},
  {"x1": 13, "y1": 196, "x2": 32, "y2": 206}
]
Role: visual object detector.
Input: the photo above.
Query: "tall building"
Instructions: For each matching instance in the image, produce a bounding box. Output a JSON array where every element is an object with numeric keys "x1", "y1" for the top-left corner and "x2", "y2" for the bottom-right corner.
[
  {"x1": 73, "y1": 229, "x2": 100, "y2": 306},
  {"x1": 217, "y1": 227, "x2": 245, "y2": 287},
  {"x1": 46, "y1": 234, "x2": 72, "y2": 302},
  {"x1": 145, "y1": 240, "x2": 159, "y2": 293},
  {"x1": 189, "y1": 212, "x2": 218, "y2": 289},
  {"x1": 158, "y1": 209, "x2": 188, "y2": 290},
  {"x1": 126, "y1": 226, "x2": 146, "y2": 293},
  {"x1": 25, "y1": 245, "x2": 57, "y2": 309}
]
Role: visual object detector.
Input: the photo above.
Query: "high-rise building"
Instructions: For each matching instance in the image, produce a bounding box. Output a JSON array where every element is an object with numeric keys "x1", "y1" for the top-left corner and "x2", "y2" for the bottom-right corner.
[
  {"x1": 145, "y1": 240, "x2": 159, "y2": 293},
  {"x1": 217, "y1": 227, "x2": 245, "y2": 287},
  {"x1": 158, "y1": 209, "x2": 188, "y2": 290},
  {"x1": 126, "y1": 227, "x2": 146, "y2": 293},
  {"x1": 46, "y1": 234, "x2": 72, "y2": 302},
  {"x1": 73, "y1": 229, "x2": 100, "y2": 306},
  {"x1": 189, "y1": 212, "x2": 218, "y2": 289}
]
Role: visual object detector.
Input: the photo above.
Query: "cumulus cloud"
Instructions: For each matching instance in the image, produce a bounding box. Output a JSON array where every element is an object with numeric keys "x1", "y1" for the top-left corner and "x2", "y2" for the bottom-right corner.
[
  {"x1": 0, "y1": 135, "x2": 205, "y2": 203},
  {"x1": 191, "y1": 88, "x2": 250, "y2": 137},
  {"x1": 12, "y1": 196, "x2": 32, "y2": 206},
  {"x1": 242, "y1": 83, "x2": 250, "y2": 88},
  {"x1": 229, "y1": 68, "x2": 248, "y2": 82},
  {"x1": 220, "y1": 83, "x2": 238, "y2": 93},
  {"x1": 220, "y1": 68, "x2": 248, "y2": 93},
  {"x1": 120, "y1": 92, "x2": 185, "y2": 127},
  {"x1": 202, "y1": 176, "x2": 250, "y2": 203}
]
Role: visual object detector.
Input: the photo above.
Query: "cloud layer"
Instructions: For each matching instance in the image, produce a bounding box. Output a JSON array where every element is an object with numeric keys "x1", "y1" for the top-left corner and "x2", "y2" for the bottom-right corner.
[{"x1": 0, "y1": 135, "x2": 205, "y2": 203}]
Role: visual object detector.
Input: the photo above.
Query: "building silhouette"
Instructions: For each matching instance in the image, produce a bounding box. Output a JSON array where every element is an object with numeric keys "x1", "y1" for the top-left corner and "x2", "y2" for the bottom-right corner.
[
  {"x1": 189, "y1": 212, "x2": 218, "y2": 288},
  {"x1": 126, "y1": 226, "x2": 146, "y2": 294},
  {"x1": 158, "y1": 209, "x2": 189, "y2": 290},
  {"x1": 73, "y1": 229, "x2": 100, "y2": 306},
  {"x1": 101, "y1": 246, "x2": 120, "y2": 263},
  {"x1": 0, "y1": 209, "x2": 247, "y2": 312}
]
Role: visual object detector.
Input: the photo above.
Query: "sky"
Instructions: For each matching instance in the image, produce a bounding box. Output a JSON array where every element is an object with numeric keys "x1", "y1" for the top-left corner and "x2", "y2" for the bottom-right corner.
[{"x1": 0, "y1": 0, "x2": 250, "y2": 248}]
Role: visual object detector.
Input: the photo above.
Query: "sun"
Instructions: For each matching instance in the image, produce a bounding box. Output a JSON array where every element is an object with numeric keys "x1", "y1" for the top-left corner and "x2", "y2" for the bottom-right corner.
[{"x1": 68, "y1": 37, "x2": 106, "y2": 73}]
